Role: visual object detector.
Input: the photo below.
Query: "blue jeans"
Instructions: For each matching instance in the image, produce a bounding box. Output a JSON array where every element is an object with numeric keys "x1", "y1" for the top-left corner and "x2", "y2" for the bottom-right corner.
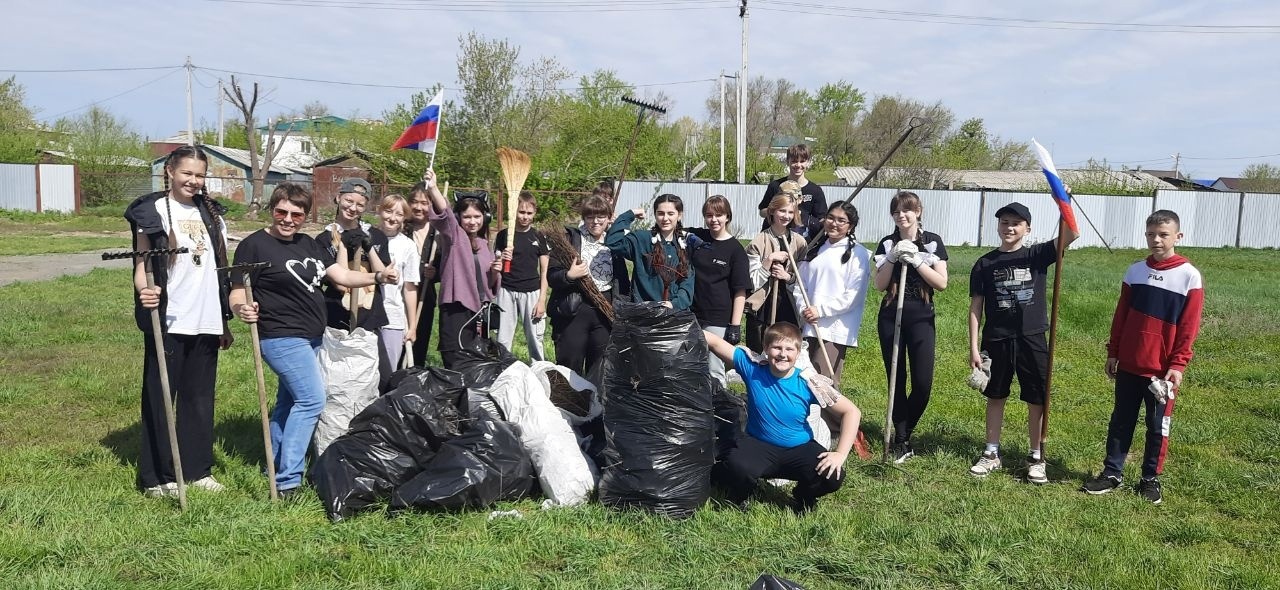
[{"x1": 260, "y1": 336, "x2": 325, "y2": 490}]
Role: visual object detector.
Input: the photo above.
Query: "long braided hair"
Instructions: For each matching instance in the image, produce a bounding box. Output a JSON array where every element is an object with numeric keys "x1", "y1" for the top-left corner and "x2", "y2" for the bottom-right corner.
[
  {"x1": 648, "y1": 194, "x2": 689, "y2": 299},
  {"x1": 160, "y1": 145, "x2": 219, "y2": 269},
  {"x1": 803, "y1": 200, "x2": 859, "y2": 264}
]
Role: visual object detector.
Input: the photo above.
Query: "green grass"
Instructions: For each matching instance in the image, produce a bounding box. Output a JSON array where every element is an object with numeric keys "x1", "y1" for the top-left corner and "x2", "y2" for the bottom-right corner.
[
  {"x1": 0, "y1": 209, "x2": 292, "y2": 257},
  {"x1": 1, "y1": 247, "x2": 1278, "y2": 589}
]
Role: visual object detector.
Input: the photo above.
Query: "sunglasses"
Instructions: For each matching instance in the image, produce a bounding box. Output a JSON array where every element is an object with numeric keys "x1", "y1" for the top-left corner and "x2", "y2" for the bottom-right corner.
[{"x1": 273, "y1": 208, "x2": 306, "y2": 222}]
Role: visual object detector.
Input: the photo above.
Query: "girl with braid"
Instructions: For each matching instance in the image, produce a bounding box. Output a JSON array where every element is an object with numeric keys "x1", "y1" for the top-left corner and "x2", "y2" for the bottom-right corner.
[
  {"x1": 797, "y1": 200, "x2": 871, "y2": 383},
  {"x1": 872, "y1": 192, "x2": 949, "y2": 463},
  {"x1": 606, "y1": 194, "x2": 695, "y2": 310},
  {"x1": 123, "y1": 145, "x2": 233, "y2": 498},
  {"x1": 745, "y1": 186, "x2": 806, "y2": 351}
]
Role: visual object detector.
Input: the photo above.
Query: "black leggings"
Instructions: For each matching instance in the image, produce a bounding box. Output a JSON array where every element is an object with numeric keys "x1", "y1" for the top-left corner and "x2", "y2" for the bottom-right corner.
[
  {"x1": 552, "y1": 304, "x2": 610, "y2": 381},
  {"x1": 139, "y1": 332, "x2": 219, "y2": 489},
  {"x1": 877, "y1": 301, "x2": 937, "y2": 442},
  {"x1": 438, "y1": 301, "x2": 484, "y2": 369}
]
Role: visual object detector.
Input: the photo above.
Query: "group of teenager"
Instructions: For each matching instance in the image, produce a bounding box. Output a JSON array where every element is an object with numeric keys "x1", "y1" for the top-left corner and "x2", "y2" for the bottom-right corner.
[{"x1": 126, "y1": 143, "x2": 1203, "y2": 510}]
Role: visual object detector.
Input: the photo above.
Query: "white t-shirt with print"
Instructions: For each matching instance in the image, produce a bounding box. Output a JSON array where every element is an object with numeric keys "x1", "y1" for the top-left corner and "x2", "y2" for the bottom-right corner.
[
  {"x1": 381, "y1": 232, "x2": 422, "y2": 330},
  {"x1": 153, "y1": 197, "x2": 227, "y2": 335}
]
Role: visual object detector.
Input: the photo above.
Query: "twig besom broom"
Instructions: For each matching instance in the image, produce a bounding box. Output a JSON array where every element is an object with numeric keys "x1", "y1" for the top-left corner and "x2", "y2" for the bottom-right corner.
[{"x1": 497, "y1": 147, "x2": 532, "y2": 272}]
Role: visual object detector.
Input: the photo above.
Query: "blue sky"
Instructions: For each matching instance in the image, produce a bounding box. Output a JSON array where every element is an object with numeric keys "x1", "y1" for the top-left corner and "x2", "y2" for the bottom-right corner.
[{"x1": 5, "y1": 0, "x2": 1278, "y2": 179}]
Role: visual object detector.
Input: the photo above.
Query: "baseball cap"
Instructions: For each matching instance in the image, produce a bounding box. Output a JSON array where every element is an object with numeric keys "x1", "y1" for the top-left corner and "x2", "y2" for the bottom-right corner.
[
  {"x1": 994, "y1": 202, "x2": 1032, "y2": 223},
  {"x1": 338, "y1": 178, "x2": 371, "y2": 196}
]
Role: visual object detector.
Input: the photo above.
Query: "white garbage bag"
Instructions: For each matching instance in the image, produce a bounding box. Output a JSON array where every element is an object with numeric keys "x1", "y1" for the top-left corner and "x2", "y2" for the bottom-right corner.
[
  {"x1": 528, "y1": 361, "x2": 603, "y2": 426},
  {"x1": 481, "y1": 361, "x2": 598, "y2": 507},
  {"x1": 314, "y1": 327, "x2": 380, "y2": 456}
]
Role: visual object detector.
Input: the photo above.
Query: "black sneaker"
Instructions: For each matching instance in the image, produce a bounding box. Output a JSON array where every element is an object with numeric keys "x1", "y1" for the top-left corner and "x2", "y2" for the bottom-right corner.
[
  {"x1": 892, "y1": 441, "x2": 915, "y2": 464},
  {"x1": 1136, "y1": 478, "x2": 1163, "y2": 504},
  {"x1": 1081, "y1": 474, "x2": 1122, "y2": 495}
]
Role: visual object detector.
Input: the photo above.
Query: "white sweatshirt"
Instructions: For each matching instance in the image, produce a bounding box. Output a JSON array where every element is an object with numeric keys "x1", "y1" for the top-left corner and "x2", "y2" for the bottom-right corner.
[{"x1": 795, "y1": 237, "x2": 871, "y2": 347}]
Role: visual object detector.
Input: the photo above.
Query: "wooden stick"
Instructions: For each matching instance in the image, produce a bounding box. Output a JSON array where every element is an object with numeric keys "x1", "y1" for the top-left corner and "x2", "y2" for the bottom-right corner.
[
  {"x1": 1042, "y1": 221, "x2": 1068, "y2": 454},
  {"x1": 243, "y1": 273, "x2": 279, "y2": 501},
  {"x1": 883, "y1": 263, "x2": 909, "y2": 463},
  {"x1": 145, "y1": 259, "x2": 187, "y2": 509}
]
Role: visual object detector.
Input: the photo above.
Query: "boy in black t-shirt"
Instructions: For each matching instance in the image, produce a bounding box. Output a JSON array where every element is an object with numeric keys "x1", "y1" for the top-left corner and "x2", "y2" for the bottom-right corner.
[
  {"x1": 495, "y1": 191, "x2": 551, "y2": 361},
  {"x1": 756, "y1": 144, "x2": 827, "y2": 239},
  {"x1": 967, "y1": 202, "x2": 1077, "y2": 482}
]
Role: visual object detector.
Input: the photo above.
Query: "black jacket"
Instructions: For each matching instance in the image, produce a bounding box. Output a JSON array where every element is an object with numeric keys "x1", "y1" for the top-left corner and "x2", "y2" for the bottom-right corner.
[
  {"x1": 123, "y1": 191, "x2": 232, "y2": 333},
  {"x1": 546, "y1": 226, "x2": 630, "y2": 329}
]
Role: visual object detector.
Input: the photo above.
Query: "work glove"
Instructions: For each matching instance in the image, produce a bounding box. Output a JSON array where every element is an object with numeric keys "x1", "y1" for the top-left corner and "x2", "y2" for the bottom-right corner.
[
  {"x1": 888, "y1": 239, "x2": 918, "y2": 263},
  {"x1": 341, "y1": 228, "x2": 373, "y2": 253},
  {"x1": 724, "y1": 324, "x2": 741, "y2": 346},
  {"x1": 967, "y1": 352, "x2": 992, "y2": 393},
  {"x1": 900, "y1": 250, "x2": 925, "y2": 268},
  {"x1": 1148, "y1": 377, "x2": 1175, "y2": 404}
]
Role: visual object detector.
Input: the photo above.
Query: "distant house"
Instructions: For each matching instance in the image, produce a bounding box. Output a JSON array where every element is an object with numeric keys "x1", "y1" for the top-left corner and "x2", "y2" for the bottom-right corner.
[
  {"x1": 148, "y1": 132, "x2": 197, "y2": 158},
  {"x1": 150, "y1": 145, "x2": 311, "y2": 204},
  {"x1": 1212, "y1": 177, "x2": 1244, "y2": 191},
  {"x1": 312, "y1": 149, "x2": 375, "y2": 207},
  {"x1": 257, "y1": 116, "x2": 351, "y2": 169}
]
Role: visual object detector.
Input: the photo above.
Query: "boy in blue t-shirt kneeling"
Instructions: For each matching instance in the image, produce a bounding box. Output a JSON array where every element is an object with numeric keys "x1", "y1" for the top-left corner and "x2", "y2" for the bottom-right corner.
[{"x1": 705, "y1": 322, "x2": 861, "y2": 512}]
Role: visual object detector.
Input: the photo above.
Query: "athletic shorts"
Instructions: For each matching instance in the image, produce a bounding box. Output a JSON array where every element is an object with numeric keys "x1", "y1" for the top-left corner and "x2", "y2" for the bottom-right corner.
[{"x1": 981, "y1": 333, "x2": 1049, "y2": 404}]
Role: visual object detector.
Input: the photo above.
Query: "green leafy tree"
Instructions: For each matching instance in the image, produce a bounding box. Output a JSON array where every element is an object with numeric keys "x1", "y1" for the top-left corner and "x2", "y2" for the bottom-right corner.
[
  {"x1": 1239, "y1": 163, "x2": 1280, "y2": 193},
  {"x1": 0, "y1": 76, "x2": 41, "y2": 163},
  {"x1": 54, "y1": 106, "x2": 150, "y2": 206}
]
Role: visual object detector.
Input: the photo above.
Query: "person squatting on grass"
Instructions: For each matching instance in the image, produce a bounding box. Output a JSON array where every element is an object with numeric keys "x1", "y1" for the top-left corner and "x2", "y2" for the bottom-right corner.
[
  {"x1": 494, "y1": 191, "x2": 551, "y2": 361},
  {"x1": 405, "y1": 182, "x2": 441, "y2": 367},
  {"x1": 546, "y1": 194, "x2": 630, "y2": 381},
  {"x1": 756, "y1": 143, "x2": 828, "y2": 240},
  {"x1": 229, "y1": 183, "x2": 398, "y2": 497},
  {"x1": 873, "y1": 192, "x2": 950, "y2": 464},
  {"x1": 373, "y1": 194, "x2": 420, "y2": 368},
  {"x1": 745, "y1": 185, "x2": 806, "y2": 352},
  {"x1": 689, "y1": 195, "x2": 752, "y2": 387},
  {"x1": 420, "y1": 169, "x2": 502, "y2": 369},
  {"x1": 606, "y1": 194, "x2": 696, "y2": 311},
  {"x1": 314, "y1": 178, "x2": 394, "y2": 387},
  {"x1": 124, "y1": 145, "x2": 233, "y2": 498},
  {"x1": 967, "y1": 201, "x2": 1078, "y2": 483},
  {"x1": 1081, "y1": 210, "x2": 1204, "y2": 504},
  {"x1": 796, "y1": 200, "x2": 872, "y2": 382},
  {"x1": 706, "y1": 322, "x2": 861, "y2": 513}
]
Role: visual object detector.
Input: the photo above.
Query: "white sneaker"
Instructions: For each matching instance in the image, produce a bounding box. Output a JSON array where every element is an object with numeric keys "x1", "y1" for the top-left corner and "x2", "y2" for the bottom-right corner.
[
  {"x1": 190, "y1": 476, "x2": 226, "y2": 492},
  {"x1": 143, "y1": 482, "x2": 178, "y2": 498},
  {"x1": 969, "y1": 452, "x2": 1002, "y2": 477},
  {"x1": 1027, "y1": 459, "x2": 1048, "y2": 485}
]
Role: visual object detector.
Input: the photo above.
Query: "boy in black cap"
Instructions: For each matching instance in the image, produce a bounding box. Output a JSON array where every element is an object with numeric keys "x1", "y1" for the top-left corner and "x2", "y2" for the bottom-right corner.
[{"x1": 967, "y1": 201, "x2": 1077, "y2": 482}]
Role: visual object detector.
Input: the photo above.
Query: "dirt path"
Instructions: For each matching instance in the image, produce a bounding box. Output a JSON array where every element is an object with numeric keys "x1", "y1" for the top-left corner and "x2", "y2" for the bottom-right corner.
[{"x1": 0, "y1": 250, "x2": 134, "y2": 287}]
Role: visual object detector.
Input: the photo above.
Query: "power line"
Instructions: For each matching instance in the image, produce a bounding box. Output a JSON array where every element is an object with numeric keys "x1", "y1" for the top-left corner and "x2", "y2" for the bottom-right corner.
[
  {"x1": 44, "y1": 68, "x2": 184, "y2": 120},
  {"x1": 1182, "y1": 152, "x2": 1280, "y2": 161},
  {"x1": 755, "y1": 1, "x2": 1280, "y2": 34},
  {"x1": 0, "y1": 65, "x2": 182, "y2": 73},
  {"x1": 199, "y1": 65, "x2": 715, "y2": 91},
  {"x1": 199, "y1": 0, "x2": 727, "y2": 12}
]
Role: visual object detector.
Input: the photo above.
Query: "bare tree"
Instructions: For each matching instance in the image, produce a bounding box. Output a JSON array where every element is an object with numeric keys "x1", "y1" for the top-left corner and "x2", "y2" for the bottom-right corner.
[{"x1": 223, "y1": 75, "x2": 293, "y2": 215}]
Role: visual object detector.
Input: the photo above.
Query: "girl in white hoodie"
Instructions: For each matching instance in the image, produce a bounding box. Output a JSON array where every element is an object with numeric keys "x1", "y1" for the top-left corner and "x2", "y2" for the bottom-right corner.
[{"x1": 797, "y1": 200, "x2": 871, "y2": 383}]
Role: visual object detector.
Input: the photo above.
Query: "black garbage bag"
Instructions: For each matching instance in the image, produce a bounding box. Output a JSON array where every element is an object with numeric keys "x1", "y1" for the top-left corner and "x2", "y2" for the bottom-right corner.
[
  {"x1": 598, "y1": 302, "x2": 714, "y2": 518},
  {"x1": 749, "y1": 574, "x2": 809, "y2": 590},
  {"x1": 310, "y1": 367, "x2": 470, "y2": 521},
  {"x1": 712, "y1": 381, "x2": 746, "y2": 462},
  {"x1": 450, "y1": 337, "x2": 518, "y2": 388},
  {"x1": 389, "y1": 392, "x2": 536, "y2": 511}
]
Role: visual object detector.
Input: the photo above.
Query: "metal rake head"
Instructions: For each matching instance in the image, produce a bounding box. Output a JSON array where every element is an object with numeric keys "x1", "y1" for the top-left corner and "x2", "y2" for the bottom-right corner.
[
  {"x1": 621, "y1": 96, "x2": 667, "y2": 114},
  {"x1": 101, "y1": 247, "x2": 189, "y2": 261}
]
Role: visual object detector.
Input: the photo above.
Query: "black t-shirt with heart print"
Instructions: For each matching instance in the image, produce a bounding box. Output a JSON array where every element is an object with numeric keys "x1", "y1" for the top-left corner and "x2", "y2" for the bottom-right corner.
[{"x1": 231, "y1": 229, "x2": 337, "y2": 339}]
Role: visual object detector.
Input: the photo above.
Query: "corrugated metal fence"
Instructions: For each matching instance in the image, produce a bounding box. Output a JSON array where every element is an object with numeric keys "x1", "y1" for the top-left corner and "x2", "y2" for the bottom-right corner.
[
  {"x1": 0, "y1": 163, "x2": 79, "y2": 213},
  {"x1": 611, "y1": 182, "x2": 1280, "y2": 249}
]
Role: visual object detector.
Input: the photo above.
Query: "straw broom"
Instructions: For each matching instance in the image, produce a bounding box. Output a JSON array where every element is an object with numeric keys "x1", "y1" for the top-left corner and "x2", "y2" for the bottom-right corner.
[{"x1": 497, "y1": 147, "x2": 531, "y2": 273}]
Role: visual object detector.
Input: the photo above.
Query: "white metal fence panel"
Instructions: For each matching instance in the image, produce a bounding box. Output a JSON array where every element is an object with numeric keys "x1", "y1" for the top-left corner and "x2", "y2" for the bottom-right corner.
[
  {"x1": 1237, "y1": 192, "x2": 1280, "y2": 249},
  {"x1": 1154, "y1": 190, "x2": 1239, "y2": 248},
  {"x1": 1101, "y1": 195, "x2": 1153, "y2": 250},
  {"x1": 1067, "y1": 194, "x2": 1109, "y2": 249},
  {"x1": 916, "y1": 189, "x2": 982, "y2": 247},
  {"x1": 842, "y1": 187, "x2": 895, "y2": 242},
  {"x1": 37, "y1": 164, "x2": 77, "y2": 212},
  {"x1": 0, "y1": 163, "x2": 36, "y2": 211}
]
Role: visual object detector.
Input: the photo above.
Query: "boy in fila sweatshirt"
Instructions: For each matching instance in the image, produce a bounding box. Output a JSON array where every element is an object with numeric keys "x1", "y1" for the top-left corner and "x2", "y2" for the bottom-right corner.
[{"x1": 1082, "y1": 209, "x2": 1204, "y2": 504}]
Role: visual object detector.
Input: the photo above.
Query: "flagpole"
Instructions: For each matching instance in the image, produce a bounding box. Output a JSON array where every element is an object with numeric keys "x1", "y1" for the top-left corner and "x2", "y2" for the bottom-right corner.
[
  {"x1": 427, "y1": 90, "x2": 443, "y2": 170},
  {"x1": 1042, "y1": 219, "x2": 1067, "y2": 454}
]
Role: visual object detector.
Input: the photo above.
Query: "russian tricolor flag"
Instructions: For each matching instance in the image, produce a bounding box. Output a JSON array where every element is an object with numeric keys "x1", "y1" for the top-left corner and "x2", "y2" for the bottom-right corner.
[
  {"x1": 391, "y1": 89, "x2": 443, "y2": 153},
  {"x1": 1032, "y1": 138, "x2": 1080, "y2": 233}
]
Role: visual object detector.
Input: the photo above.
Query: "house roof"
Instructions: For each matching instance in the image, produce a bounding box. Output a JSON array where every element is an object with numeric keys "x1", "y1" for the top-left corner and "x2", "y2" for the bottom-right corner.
[
  {"x1": 1214, "y1": 177, "x2": 1243, "y2": 190},
  {"x1": 40, "y1": 149, "x2": 150, "y2": 168},
  {"x1": 257, "y1": 116, "x2": 349, "y2": 134},
  {"x1": 149, "y1": 144, "x2": 299, "y2": 175},
  {"x1": 313, "y1": 148, "x2": 375, "y2": 169},
  {"x1": 834, "y1": 166, "x2": 1177, "y2": 191},
  {"x1": 151, "y1": 131, "x2": 196, "y2": 144}
]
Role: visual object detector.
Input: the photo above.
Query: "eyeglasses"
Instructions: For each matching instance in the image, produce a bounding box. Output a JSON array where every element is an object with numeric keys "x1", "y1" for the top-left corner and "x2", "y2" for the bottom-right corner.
[
  {"x1": 273, "y1": 208, "x2": 306, "y2": 222},
  {"x1": 825, "y1": 216, "x2": 850, "y2": 226},
  {"x1": 338, "y1": 198, "x2": 365, "y2": 210}
]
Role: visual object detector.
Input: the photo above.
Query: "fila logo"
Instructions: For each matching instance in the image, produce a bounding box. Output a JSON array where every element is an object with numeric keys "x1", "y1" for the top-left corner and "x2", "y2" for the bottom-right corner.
[{"x1": 1148, "y1": 272, "x2": 1164, "y2": 282}]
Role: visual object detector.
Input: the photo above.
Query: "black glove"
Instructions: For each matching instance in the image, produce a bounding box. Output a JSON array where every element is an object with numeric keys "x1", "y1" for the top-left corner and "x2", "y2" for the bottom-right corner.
[
  {"x1": 724, "y1": 324, "x2": 741, "y2": 346},
  {"x1": 340, "y1": 228, "x2": 373, "y2": 253}
]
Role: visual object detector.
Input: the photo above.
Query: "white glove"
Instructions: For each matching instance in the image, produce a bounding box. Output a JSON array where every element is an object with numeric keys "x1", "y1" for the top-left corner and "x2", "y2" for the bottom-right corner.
[
  {"x1": 901, "y1": 251, "x2": 925, "y2": 268},
  {"x1": 888, "y1": 239, "x2": 918, "y2": 263},
  {"x1": 1148, "y1": 377, "x2": 1174, "y2": 404}
]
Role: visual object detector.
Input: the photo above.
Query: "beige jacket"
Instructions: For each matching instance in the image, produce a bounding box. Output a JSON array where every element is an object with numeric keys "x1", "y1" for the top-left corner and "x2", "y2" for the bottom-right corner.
[{"x1": 744, "y1": 230, "x2": 807, "y2": 314}]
